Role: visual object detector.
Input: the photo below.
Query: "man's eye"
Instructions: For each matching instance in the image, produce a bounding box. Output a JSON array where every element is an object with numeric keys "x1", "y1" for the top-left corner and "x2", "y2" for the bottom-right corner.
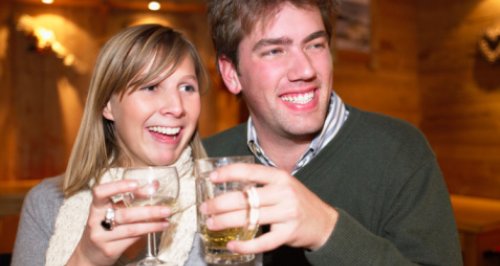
[
  {"x1": 261, "y1": 48, "x2": 284, "y2": 57},
  {"x1": 308, "y1": 42, "x2": 326, "y2": 50}
]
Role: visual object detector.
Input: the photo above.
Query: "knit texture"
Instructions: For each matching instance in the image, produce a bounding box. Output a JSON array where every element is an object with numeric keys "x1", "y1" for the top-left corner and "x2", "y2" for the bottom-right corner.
[
  {"x1": 45, "y1": 147, "x2": 196, "y2": 266},
  {"x1": 203, "y1": 106, "x2": 462, "y2": 266}
]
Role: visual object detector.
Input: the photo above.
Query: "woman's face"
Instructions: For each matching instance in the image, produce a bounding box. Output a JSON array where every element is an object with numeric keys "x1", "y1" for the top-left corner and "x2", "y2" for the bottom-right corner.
[{"x1": 103, "y1": 55, "x2": 201, "y2": 167}]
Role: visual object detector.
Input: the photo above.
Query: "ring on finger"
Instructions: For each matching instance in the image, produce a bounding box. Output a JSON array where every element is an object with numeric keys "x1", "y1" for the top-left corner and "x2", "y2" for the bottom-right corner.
[
  {"x1": 248, "y1": 205, "x2": 259, "y2": 230},
  {"x1": 244, "y1": 186, "x2": 260, "y2": 230},
  {"x1": 101, "y1": 207, "x2": 116, "y2": 231},
  {"x1": 245, "y1": 186, "x2": 260, "y2": 209}
]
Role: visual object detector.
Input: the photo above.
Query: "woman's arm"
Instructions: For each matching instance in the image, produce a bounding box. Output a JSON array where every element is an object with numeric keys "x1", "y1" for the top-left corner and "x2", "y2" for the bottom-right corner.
[{"x1": 11, "y1": 176, "x2": 64, "y2": 266}]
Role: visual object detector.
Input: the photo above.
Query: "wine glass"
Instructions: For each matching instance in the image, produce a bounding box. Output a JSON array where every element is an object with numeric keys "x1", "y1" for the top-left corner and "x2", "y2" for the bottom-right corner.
[{"x1": 122, "y1": 166, "x2": 179, "y2": 266}]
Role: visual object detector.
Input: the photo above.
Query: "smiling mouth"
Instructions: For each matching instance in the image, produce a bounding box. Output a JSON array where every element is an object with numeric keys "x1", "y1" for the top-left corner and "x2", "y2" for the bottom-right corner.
[
  {"x1": 148, "y1": 126, "x2": 181, "y2": 136},
  {"x1": 281, "y1": 91, "x2": 314, "y2": 104}
]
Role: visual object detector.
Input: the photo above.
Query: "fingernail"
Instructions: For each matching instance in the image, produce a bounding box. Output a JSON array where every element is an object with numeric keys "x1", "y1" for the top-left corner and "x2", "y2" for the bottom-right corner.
[
  {"x1": 206, "y1": 218, "x2": 214, "y2": 228},
  {"x1": 209, "y1": 171, "x2": 219, "y2": 181},
  {"x1": 160, "y1": 207, "x2": 169, "y2": 217},
  {"x1": 227, "y1": 242, "x2": 235, "y2": 250}
]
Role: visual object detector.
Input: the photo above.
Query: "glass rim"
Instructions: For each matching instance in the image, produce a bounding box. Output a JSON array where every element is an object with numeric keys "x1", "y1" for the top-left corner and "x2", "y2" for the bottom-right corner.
[
  {"x1": 195, "y1": 155, "x2": 255, "y2": 163},
  {"x1": 120, "y1": 165, "x2": 178, "y2": 171}
]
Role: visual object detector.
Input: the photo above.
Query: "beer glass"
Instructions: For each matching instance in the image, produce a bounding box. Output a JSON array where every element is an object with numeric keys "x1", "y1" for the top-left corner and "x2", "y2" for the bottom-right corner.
[{"x1": 195, "y1": 156, "x2": 258, "y2": 265}]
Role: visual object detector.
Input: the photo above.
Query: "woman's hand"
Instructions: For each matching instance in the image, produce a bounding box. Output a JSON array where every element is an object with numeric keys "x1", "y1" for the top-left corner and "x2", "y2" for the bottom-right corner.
[{"x1": 67, "y1": 180, "x2": 171, "y2": 266}]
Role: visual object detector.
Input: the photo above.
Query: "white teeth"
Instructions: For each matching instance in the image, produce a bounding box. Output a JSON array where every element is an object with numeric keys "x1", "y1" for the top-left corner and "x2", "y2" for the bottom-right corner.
[
  {"x1": 281, "y1": 92, "x2": 314, "y2": 104},
  {"x1": 148, "y1": 126, "x2": 180, "y2": 135}
]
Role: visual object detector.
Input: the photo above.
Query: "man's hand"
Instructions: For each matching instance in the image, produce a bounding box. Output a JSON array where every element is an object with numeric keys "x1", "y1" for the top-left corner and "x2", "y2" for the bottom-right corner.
[{"x1": 199, "y1": 163, "x2": 339, "y2": 254}]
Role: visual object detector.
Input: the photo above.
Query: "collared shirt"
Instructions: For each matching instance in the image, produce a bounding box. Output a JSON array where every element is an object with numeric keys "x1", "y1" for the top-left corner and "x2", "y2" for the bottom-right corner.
[{"x1": 247, "y1": 92, "x2": 349, "y2": 174}]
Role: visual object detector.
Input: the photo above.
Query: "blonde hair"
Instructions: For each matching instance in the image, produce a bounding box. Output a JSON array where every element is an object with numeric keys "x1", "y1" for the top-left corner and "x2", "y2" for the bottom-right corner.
[{"x1": 63, "y1": 24, "x2": 208, "y2": 197}]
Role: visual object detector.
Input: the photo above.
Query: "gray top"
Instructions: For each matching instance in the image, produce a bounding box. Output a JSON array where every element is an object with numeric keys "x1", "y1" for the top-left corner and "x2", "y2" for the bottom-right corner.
[{"x1": 11, "y1": 176, "x2": 212, "y2": 266}]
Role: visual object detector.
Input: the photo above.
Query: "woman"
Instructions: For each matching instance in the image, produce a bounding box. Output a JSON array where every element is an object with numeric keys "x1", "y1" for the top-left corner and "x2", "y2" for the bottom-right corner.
[{"x1": 12, "y1": 24, "x2": 208, "y2": 266}]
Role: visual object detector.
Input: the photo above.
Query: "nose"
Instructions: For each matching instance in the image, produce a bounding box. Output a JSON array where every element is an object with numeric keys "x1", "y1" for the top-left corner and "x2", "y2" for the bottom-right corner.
[
  {"x1": 287, "y1": 49, "x2": 316, "y2": 81},
  {"x1": 159, "y1": 90, "x2": 185, "y2": 117}
]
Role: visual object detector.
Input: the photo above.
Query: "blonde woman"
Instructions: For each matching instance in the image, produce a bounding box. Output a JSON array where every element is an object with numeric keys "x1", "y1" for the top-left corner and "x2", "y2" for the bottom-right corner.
[{"x1": 12, "y1": 24, "x2": 208, "y2": 266}]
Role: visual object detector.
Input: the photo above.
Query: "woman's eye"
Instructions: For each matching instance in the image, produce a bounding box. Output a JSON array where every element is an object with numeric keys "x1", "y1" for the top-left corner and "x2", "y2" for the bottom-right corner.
[
  {"x1": 141, "y1": 85, "x2": 157, "y2": 91},
  {"x1": 180, "y1": 84, "x2": 197, "y2": 92}
]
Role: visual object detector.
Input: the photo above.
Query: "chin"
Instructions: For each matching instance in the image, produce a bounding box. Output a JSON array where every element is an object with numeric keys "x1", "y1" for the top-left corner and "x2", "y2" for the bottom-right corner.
[
  {"x1": 287, "y1": 120, "x2": 323, "y2": 134},
  {"x1": 148, "y1": 156, "x2": 177, "y2": 166}
]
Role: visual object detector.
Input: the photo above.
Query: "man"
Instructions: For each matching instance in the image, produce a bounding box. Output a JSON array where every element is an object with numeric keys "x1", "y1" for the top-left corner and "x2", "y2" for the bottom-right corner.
[{"x1": 201, "y1": 0, "x2": 462, "y2": 265}]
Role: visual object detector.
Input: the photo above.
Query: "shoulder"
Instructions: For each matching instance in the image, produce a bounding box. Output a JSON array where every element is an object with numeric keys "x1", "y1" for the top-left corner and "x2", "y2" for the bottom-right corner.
[
  {"x1": 23, "y1": 175, "x2": 64, "y2": 217},
  {"x1": 26, "y1": 175, "x2": 64, "y2": 202},
  {"x1": 12, "y1": 175, "x2": 64, "y2": 266},
  {"x1": 347, "y1": 106, "x2": 431, "y2": 150},
  {"x1": 330, "y1": 106, "x2": 437, "y2": 172},
  {"x1": 202, "y1": 124, "x2": 250, "y2": 157}
]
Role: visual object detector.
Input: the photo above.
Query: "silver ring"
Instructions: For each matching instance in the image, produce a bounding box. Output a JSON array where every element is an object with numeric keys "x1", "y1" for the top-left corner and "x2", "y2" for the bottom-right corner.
[
  {"x1": 245, "y1": 187, "x2": 260, "y2": 230},
  {"x1": 248, "y1": 206, "x2": 259, "y2": 230},
  {"x1": 246, "y1": 186, "x2": 260, "y2": 209},
  {"x1": 101, "y1": 208, "x2": 116, "y2": 231}
]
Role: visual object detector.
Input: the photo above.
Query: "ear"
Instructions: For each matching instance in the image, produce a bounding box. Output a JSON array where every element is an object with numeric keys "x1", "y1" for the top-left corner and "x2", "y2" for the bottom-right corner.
[
  {"x1": 218, "y1": 56, "x2": 242, "y2": 95},
  {"x1": 102, "y1": 101, "x2": 115, "y2": 121}
]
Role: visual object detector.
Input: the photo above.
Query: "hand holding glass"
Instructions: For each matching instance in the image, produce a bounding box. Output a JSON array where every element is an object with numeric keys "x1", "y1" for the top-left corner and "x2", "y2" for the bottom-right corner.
[
  {"x1": 122, "y1": 166, "x2": 179, "y2": 266},
  {"x1": 195, "y1": 156, "x2": 259, "y2": 265}
]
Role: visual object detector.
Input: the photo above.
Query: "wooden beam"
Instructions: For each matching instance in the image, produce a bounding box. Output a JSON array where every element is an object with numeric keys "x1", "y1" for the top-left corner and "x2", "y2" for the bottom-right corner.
[
  {"x1": 15, "y1": 0, "x2": 102, "y2": 8},
  {"x1": 13, "y1": 0, "x2": 206, "y2": 13},
  {"x1": 108, "y1": 1, "x2": 206, "y2": 13}
]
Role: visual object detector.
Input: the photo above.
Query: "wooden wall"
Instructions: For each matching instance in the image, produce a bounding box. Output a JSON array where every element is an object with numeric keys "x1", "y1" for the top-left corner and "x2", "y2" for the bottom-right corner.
[
  {"x1": 0, "y1": 0, "x2": 424, "y2": 183},
  {"x1": 335, "y1": 0, "x2": 420, "y2": 125},
  {"x1": 1, "y1": 0, "x2": 500, "y2": 242},
  {"x1": 0, "y1": 1, "x2": 241, "y2": 182},
  {"x1": 417, "y1": 0, "x2": 500, "y2": 199}
]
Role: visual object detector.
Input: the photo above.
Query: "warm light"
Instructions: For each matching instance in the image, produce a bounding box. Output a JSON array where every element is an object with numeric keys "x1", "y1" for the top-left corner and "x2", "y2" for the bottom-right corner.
[
  {"x1": 148, "y1": 1, "x2": 161, "y2": 11},
  {"x1": 41, "y1": 0, "x2": 54, "y2": 4},
  {"x1": 36, "y1": 28, "x2": 55, "y2": 49},
  {"x1": 17, "y1": 15, "x2": 75, "y2": 66}
]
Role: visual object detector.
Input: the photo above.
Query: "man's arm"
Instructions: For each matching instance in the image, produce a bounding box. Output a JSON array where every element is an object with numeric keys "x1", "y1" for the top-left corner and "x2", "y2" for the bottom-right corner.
[{"x1": 306, "y1": 159, "x2": 462, "y2": 266}]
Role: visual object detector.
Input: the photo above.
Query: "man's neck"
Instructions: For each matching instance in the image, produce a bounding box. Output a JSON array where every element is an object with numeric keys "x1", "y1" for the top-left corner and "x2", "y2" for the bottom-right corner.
[{"x1": 257, "y1": 131, "x2": 313, "y2": 173}]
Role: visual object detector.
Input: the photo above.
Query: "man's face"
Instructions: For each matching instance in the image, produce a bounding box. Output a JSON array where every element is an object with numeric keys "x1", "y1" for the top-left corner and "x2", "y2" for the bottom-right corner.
[{"x1": 226, "y1": 3, "x2": 333, "y2": 143}]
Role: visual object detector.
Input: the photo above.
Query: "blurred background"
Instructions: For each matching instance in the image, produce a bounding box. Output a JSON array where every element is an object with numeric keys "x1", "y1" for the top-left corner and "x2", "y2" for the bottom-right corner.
[{"x1": 0, "y1": 0, "x2": 499, "y2": 265}]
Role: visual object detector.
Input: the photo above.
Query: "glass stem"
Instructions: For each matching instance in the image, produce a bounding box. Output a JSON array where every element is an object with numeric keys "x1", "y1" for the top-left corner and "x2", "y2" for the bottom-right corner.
[{"x1": 146, "y1": 232, "x2": 157, "y2": 258}]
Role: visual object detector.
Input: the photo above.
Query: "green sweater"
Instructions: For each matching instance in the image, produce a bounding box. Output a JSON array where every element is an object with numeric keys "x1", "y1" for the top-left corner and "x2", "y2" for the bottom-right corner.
[{"x1": 203, "y1": 106, "x2": 462, "y2": 266}]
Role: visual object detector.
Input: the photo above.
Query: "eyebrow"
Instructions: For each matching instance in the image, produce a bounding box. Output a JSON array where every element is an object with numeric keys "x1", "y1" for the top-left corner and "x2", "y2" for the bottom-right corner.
[
  {"x1": 252, "y1": 30, "x2": 328, "y2": 52},
  {"x1": 304, "y1": 31, "x2": 328, "y2": 44},
  {"x1": 183, "y1": 74, "x2": 198, "y2": 82}
]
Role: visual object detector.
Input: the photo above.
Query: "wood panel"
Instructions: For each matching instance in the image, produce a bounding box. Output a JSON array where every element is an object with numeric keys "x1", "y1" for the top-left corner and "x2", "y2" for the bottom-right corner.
[
  {"x1": 335, "y1": 0, "x2": 420, "y2": 125},
  {"x1": 417, "y1": 0, "x2": 500, "y2": 199},
  {"x1": 0, "y1": 1, "x2": 235, "y2": 183}
]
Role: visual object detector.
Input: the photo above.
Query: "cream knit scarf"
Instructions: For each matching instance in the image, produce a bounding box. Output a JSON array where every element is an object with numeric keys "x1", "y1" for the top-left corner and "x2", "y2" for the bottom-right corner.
[{"x1": 45, "y1": 147, "x2": 197, "y2": 266}]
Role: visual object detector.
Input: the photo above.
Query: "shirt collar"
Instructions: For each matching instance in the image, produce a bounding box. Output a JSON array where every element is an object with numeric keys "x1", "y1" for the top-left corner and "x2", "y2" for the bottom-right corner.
[{"x1": 247, "y1": 92, "x2": 348, "y2": 173}]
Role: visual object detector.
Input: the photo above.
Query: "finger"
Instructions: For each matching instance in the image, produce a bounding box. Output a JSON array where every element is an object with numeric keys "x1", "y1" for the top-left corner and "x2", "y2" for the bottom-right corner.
[
  {"x1": 202, "y1": 183, "x2": 293, "y2": 214},
  {"x1": 201, "y1": 190, "x2": 247, "y2": 215},
  {"x1": 110, "y1": 221, "x2": 170, "y2": 241},
  {"x1": 206, "y1": 203, "x2": 293, "y2": 231},
  {"x1": 92, "y1": 180, "x2": 138, "y2": 207},
  {"x1": 211, "y1": 164, "x2": 287, "y2": 185},
  {"x1": 228, "y1": 231, "x2": 285, "y2": 254},
  {"x1": 205, "y1": 209, "x2": 248, "y2": 230},
  {"x1": 114, "y1": 206, "x2": 170, "y2": 224}
]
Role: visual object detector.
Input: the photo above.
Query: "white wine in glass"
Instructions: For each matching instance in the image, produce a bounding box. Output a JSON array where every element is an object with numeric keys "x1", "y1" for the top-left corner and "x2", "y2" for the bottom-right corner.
[{"x1": 122, "y1": 166, "x2": 179, "y2": 266}]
